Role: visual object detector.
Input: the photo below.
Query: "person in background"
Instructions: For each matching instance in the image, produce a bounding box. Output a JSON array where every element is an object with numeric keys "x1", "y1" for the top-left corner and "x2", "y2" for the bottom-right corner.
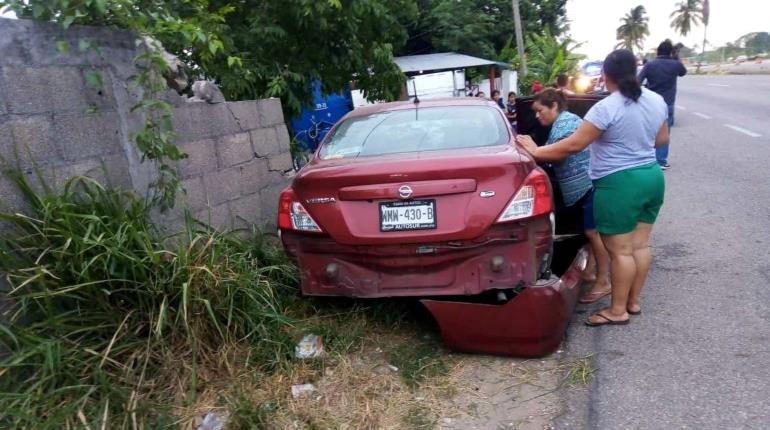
[
  {"x1": 477, "y1": 91, "x2": 486, "y2": 99},
  {"x1": 556, "y1": 74, "x2": 575, "y2": 95},
  {"x1": 638, "y1": 39, "x2": 686, "y2": 170},
  {"x1": 515, "y1": 89, "x2": 611, "y2": 304},
  {"x1": 491, "y1": 90, "x2": 506, "y2": 110},
  {"x1": 505, "y1": 91, "x2": 517, "y2": 131},
  {"x1": 518, "y1": 49, "x2": 669, "y2": 326},
  {"x1": 530, "y1": 81, "x2": 544, "y2": 93}
]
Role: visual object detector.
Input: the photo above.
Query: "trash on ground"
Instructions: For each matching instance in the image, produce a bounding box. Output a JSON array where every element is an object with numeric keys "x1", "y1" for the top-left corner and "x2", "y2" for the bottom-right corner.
[
  {"x1": 295, "y1": 334, "x2": 324, "y2": 359},
  {"x1": 291, "y1": 383, "x2": 317, "y2": 399},
  {"x1": 373, "y1": 364, "x2": 399, "y2": 375},
  {"x1": 195, "y1": 411, "x2": 228, "y2": 430}
]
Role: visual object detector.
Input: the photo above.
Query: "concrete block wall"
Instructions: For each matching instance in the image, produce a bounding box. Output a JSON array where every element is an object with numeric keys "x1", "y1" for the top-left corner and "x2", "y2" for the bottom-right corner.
[{"x1": 0, "y1": 17, "x2": 292, "y2": 233}]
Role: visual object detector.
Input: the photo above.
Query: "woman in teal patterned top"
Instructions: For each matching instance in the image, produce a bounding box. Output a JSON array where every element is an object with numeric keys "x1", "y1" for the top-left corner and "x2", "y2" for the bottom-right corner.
[{"x1": 517, "y1": 89, "x2": 611, "y2": 303}]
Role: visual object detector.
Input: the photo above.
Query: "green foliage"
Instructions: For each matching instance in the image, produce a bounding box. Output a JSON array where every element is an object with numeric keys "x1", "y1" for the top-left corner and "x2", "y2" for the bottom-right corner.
[
  {"x1": 744, "y1": 32, "x2": 770, "y2": 56},
  {"x1": 506, "y1": 28, "x2": 584, "y2": 95},
  {"x1": 0, "y1": 173, "x2": 300, "y2": 428},
  {"x1": 616, "y1": 5, "x2": 650, "y2": 55},
  {"x1": 402, "y1": 0, "x2": 568, "y2": 60},
  {"x1": 130, "y1": 47, "x2": 188, "y2": 211},
  {"x1": 2, "y1": 0, "x2": 416, "y2": 117},
  {"x1": 203, "y1": 0, "x2": 417, "y2": 115}
]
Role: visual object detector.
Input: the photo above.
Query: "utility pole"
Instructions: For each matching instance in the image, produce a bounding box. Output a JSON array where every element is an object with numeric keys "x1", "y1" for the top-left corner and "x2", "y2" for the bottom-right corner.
[{"x1": 512, "y1": 0, "x2": 527, "y2": 78}]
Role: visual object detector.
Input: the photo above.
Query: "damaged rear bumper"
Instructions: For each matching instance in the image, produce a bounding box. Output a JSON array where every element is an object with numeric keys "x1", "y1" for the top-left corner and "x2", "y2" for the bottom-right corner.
[{"x1": 422, "y1": 246, "x2": 588, "y2": 357}]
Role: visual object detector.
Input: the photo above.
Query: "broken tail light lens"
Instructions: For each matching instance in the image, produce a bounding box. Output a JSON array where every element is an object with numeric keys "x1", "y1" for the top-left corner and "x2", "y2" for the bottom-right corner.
[
  {"x1": 496, "y1": 168, "x2": 552, "y2": 223},
  {"x1": 278, "y1": 188, "x2": 323, "y2": 232}
]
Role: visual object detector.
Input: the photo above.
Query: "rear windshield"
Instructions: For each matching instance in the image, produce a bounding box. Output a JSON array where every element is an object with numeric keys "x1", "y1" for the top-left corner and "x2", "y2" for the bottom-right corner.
[{"x1": 318, "y1": 106, "x2": 509, "y2": 159}]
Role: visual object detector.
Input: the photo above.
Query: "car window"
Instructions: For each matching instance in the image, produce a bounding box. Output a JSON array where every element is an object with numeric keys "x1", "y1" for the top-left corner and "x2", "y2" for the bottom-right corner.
[{"x1": 319, "y1": 106, "x2": 509, "y2": 159}]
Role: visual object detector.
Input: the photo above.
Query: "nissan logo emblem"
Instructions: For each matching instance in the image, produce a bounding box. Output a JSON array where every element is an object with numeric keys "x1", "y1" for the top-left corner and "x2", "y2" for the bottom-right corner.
[{"x1": 398, "y1": 185, "x2": 413, "y2": 199}]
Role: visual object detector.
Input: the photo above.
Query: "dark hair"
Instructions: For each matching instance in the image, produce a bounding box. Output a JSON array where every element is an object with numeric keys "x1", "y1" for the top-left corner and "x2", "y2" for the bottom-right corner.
[
  {"x1": 657, "y1": 39, "x2": 674, "y2": 57},
  {"x1": 556, "y1": 74, "x2": 569, "y2": 87},
  {"x1": 603, "y1": 49, "x2": 642, "y2": 102},
  {"x1": 507, "y1": 91, "x2": 516, "y2": 98},
  {"x1": 491, "y1": 89, "x2": 500, "y2": 98},
  {"x1": 533, "y1": 88, "x2": 568, "y2": 112}
]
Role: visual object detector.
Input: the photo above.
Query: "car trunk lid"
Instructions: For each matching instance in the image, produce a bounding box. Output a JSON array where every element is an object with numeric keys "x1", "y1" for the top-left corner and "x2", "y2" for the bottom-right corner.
[{"x1": 292, "y1": 145, "x2": 532, "y2": 245}]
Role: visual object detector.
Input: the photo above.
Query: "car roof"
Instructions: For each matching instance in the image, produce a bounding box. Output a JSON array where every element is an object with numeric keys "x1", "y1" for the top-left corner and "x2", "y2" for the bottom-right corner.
[{"x1": 345, "y1": 98, "x2": 501, "y2": 120}]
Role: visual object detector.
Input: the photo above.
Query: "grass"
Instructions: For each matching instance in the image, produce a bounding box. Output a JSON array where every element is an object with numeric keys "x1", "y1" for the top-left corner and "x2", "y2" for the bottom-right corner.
[
  {"x1": 561, "y1": 355, "x2": 595, "y2": 387},
  {"x1": 388, "y1": 336, "x2": 449, "y2": 389},
  {"x1": 0, "y1": 172, "x2": 453, "y2": 428},
  {"x1": 403, "y1": 406, "x2": 436, "y2": 429},
  {"x1": 0, "y1": 173, "x2": 300, "y2": 428}
]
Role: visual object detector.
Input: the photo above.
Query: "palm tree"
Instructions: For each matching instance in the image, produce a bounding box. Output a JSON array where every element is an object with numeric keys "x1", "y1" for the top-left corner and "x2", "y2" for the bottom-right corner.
[
  {"x1": 512, "y1": 27, "x2": 585, "y2": 94},
  {"x1": 670, "y1": 0, "x2": 702, "y2": 37},
  {"x1": 616, "y1": 6, "x2": 650, "y2": 56},
  {"x1": 671, "y1": 0, "x2": 709, "y2": 70},
  {"x1": 699, "y1": 0, "x2": 710, "y2": 62}
]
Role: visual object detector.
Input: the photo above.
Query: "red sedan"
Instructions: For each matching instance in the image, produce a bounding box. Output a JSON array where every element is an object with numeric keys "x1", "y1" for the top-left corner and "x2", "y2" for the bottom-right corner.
[{"x1": 279, "y1": 97, "x2": 592, "y2": 357}]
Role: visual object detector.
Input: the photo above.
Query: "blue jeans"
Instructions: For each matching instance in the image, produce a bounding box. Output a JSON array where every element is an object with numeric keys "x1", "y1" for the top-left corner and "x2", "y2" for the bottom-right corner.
[{"x1": 656, "y1": 104, "x2": 674, "y2": 165}]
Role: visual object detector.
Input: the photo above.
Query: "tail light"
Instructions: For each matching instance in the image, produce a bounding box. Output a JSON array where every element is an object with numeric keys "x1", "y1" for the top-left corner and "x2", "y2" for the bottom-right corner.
[
  {"x1": 496, "y1": 168, "x2": 552, "y2": 223},
  {"x1": 278, "y1": 188, "x2": 323, "y2": 232}
]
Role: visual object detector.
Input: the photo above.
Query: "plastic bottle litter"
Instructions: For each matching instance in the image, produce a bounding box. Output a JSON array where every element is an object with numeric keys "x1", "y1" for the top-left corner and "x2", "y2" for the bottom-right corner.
[
  {"x1": 291, "y1": 383, "x2": 316, "y2": 399},
  {"x1": 295, "y1": 334, "x2": 324, "y2": 359}
]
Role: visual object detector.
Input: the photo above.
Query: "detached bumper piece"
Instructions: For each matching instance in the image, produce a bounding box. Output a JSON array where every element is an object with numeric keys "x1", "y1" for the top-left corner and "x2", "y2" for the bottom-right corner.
[{"x1": 422, "y1": 247, "x2": 587, "y2": 357}]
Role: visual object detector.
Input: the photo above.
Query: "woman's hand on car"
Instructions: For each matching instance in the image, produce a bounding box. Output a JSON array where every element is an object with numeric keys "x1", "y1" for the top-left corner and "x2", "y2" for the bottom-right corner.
[{"x1": 516, "y1": 134, "x2": 539, "y2": 155}]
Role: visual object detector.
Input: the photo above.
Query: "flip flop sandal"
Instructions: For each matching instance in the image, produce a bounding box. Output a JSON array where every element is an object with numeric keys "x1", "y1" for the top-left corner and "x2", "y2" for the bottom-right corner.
[
  {"x1": 585, "y1": 312, "x2": 630, "y2": 327},
  {"x1": 578, "y1": 289, "x2": 611, "y2": 304},
  {"x1": 627, "y1": 307, "x2": 642, "y2": 315}
]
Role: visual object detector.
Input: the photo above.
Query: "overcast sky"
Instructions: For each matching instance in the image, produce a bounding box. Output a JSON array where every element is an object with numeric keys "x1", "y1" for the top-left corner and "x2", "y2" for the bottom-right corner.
[{"x1": 567, "y1": 0, "x2": 770, "y2": 60}]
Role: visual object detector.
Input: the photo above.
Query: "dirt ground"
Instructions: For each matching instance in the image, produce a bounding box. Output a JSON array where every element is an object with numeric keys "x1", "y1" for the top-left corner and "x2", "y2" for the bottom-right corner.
[
  {"x1": 185, "y1": 301, "x2": 587, "y2": 429},
  {"x1": 437, "y1": 355, "x2": 563, "y2": 430}
]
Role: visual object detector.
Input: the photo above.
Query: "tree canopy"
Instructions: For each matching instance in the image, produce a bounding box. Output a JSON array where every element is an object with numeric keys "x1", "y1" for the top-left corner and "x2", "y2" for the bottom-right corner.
[
  {"x1": 3, "y1": 0, "x2": 418, "y2": 116},
  {"x1": 401, "y1": 0, "x2": 569, "y2": 60},
  {"x1": 2, "y1": 0, "x2": 572, "y2": 113}
]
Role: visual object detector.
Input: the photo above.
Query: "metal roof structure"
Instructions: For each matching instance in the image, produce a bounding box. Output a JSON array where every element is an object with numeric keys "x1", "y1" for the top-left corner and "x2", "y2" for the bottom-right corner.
[{"x1": 393, "y1": 52, "x2": 504, "y2": 74}]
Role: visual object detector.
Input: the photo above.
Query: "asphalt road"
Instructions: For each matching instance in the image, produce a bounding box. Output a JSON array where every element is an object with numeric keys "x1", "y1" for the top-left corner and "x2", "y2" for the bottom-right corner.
[{"x1": 556, "y1": 74, "x2": 770, "y2": 430}]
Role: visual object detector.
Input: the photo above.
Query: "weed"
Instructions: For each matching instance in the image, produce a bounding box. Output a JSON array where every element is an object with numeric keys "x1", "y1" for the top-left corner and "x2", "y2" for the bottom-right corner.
[
  {"x1": 0, "y1": 174, "x2": 300, "y2": 428},
  {"x1": 403, "y1": 405, "x2": 436, "y2": 429},
  {"x1": 0, "y1": 173, "x2": 457, "y2": 428},
  {"x1": 227, "y1": 395, "x2": 276, "y2": 430},
  {"x1": 562, "y1": 355, "x2": 595, "y2": 387},
  {"x1": 389, "y1": 336, "x2": 448, "y2": 389}
]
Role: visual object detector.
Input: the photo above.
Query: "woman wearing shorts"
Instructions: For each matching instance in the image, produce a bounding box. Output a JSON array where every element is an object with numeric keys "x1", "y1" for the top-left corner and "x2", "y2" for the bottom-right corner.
[
  {"x1": 517, "y1": 49, "x2": 669, "y2": 326},
  {"x1": 516, "y1": 89, "x2": 611, "y2": 303}
]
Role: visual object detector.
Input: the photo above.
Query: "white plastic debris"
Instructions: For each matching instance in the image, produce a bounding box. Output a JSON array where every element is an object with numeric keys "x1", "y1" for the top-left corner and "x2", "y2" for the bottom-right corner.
[
  {"x1": 295, "y1": 334, "x2": 324, "y2": 359},
  {"x1": 196, "y1": 411, "x2": 228, "y2": 430},
  {"x1": 373, "y1": 364, "x2": 399, "y2": 375},
  {"x1": 291, "y1": 383, "x2": 316, "y2": 399}
]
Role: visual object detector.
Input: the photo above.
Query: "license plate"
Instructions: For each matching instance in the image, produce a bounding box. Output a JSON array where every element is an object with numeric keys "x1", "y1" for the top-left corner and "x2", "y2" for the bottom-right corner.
[{"x1": 379, "y1": 200, "x2": 436, "y2": 232}]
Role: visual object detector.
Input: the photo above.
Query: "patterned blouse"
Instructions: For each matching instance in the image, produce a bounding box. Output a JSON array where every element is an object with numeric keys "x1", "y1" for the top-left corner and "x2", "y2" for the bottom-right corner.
[{"x1": 547, "y1": 111, "x2": 592, "y2": 207}]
